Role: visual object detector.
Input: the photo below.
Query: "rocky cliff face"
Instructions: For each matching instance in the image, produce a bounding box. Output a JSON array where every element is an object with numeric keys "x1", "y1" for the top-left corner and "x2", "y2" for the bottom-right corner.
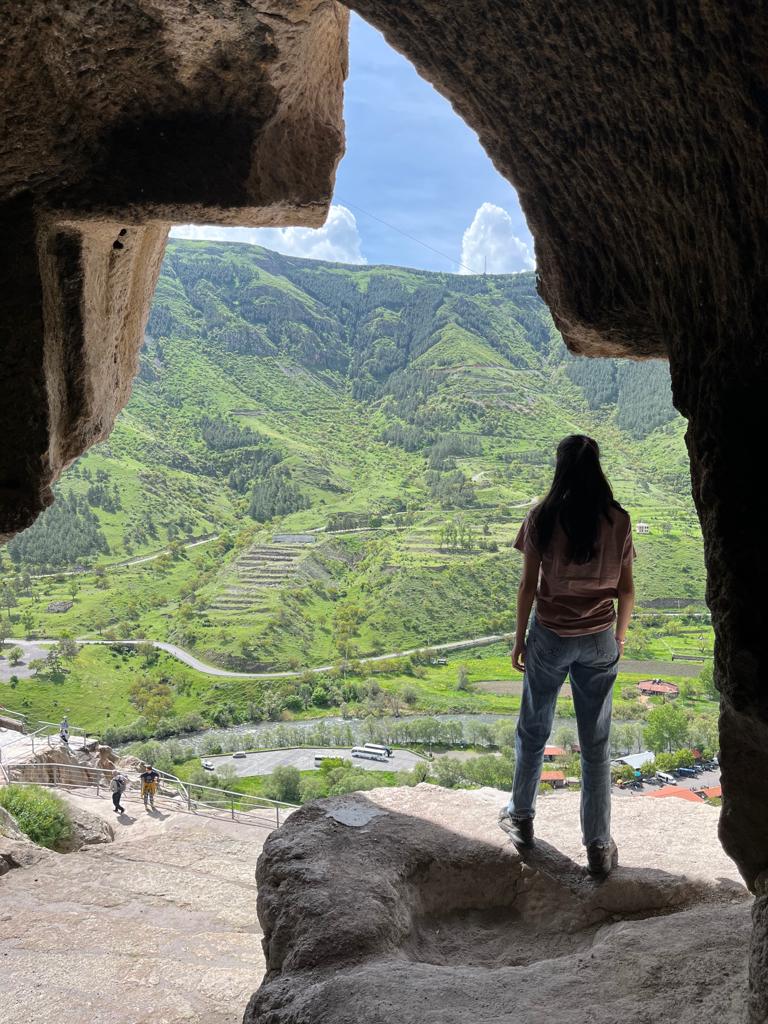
[{"x1": 247, "y1": 785, "x2": 750, "y2": 1024}]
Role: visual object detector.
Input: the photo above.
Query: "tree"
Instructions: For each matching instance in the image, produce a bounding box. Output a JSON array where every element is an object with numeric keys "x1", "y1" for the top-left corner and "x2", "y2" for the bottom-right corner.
[
  {"x1": 554, "y1": 726, "x2": 577, "y2": 753},
  {"x1": 137, "y1": 641, "x2": 159, "y2": 667},
  {"x1": 0, "y1": 619, "x2": 8, "y2": 648},
  {"x1": 698, "y1": 663, "x2": 718, "y2": 701},
  {"x1": 58, "y1": 636, "x2": 79, "y2": 659},
  {"x1": 7, "y1": 646, "x2": 23, "y2": 666},
  {"x1": 643, "y1": 702, "x2": 690, "y2": 753},
  {"x1": 264, "y1": 766, "x2": 301, "y2": 804},
  {"x1": 432, "y1": 757, "x2": 464, "y2": 788},
  {"x1": 1, "y1": 581, "x2": 17, "y2": 619},
  {"x1": 456, "y1": 663, "x2": 470, "y2": 691},
  {"x1": 677, "y1": 678, "x2": 694, "y2": 702},
  {"x1": 21, "y1": 607, "x2": 35, "y2": 637},
  {"x1": 298, "y1": 775, "x2": 327, "y2": 803}
]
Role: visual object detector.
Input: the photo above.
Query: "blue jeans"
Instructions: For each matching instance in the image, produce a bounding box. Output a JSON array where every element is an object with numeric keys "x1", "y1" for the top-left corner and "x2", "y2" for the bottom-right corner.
[{"x1": 507, "y1": 617, "x2": 620, "y2": 845}]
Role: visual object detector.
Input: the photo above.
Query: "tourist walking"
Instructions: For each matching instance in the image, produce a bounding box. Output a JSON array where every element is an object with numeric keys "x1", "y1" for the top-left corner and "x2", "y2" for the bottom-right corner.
[
  {"x1": 111, "y1": 772, "x2": 128, "y2": 814},
  {"x1": 140, "y1": 764, "x2": 160, "y2": 811},
  {"x1": 499, "y1": 435, "x2": 635, "y2": 877},
  {"x1": 59, "y1": 716, "x2": 69, "y2": 746}
]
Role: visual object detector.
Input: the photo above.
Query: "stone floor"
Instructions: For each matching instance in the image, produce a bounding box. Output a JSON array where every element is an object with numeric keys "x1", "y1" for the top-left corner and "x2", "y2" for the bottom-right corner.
[{"x1": 0, "y1": 790, "x2": 268, "y2": 1024}]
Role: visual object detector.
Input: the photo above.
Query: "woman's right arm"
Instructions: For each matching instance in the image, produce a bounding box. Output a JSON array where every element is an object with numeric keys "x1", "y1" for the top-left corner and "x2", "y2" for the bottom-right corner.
[{"x1": 615, "y1": 561, "x2": 634, "y2": 657}]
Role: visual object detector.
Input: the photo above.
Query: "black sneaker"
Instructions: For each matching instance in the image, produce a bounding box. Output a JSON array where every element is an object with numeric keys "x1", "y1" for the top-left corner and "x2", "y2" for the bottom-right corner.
[
  {"x1": 586, "y1": 838, "x2": 619, "y2": 877},
  {"x1": 498, "y1": 809, "x2": 535, "y2": 848}
]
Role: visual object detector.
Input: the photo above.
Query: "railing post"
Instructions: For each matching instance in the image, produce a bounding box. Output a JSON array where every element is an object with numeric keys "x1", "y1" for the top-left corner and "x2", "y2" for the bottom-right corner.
[
  {"x1": 31, "y1": 734, "x2": 35, "y2": 754},
  {"x1": 231, "y1": 799, "x2": 235, "y2": 820},
  {"x1": 276, "y1": 804, "x2": 280, "y2": 828}
]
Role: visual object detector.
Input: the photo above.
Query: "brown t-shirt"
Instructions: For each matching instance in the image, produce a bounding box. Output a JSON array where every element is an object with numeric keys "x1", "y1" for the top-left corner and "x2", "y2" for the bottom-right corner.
[{"x1": 514, "y1": 507, "x2": 635, "y2": 637}]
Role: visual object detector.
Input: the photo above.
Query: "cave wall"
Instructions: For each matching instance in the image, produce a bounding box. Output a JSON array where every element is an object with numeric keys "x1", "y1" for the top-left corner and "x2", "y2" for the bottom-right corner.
[{"x1": 0, "y1": 0, "x2": 348, "y2": 541}]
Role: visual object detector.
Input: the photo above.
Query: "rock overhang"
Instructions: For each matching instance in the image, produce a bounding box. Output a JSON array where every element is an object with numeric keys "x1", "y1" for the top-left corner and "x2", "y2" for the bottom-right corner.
[{"x1": 0, "y1": 0, "x2": 348, "y2": 540}]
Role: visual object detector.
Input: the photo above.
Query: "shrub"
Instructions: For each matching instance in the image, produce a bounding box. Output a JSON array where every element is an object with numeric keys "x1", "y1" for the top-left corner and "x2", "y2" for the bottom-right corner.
[
  {"x1": 298, "y1": 775, "x2": 328, "y2": 803},
  {"x1": 264, "y1": 766, "x2": 302, "y2": 804},
  {"x1": 0, "y1": 785, "x2": 72, "y2": 849}
]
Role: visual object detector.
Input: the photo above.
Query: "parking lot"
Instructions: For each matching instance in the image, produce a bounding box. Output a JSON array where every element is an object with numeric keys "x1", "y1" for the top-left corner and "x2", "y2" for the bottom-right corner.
[
  {"x1": 203, "y1": 746, "x2": 425, "y2": 778},
  {"x1": 658, "y1": 767, "x2": 720, "y2": 791}
]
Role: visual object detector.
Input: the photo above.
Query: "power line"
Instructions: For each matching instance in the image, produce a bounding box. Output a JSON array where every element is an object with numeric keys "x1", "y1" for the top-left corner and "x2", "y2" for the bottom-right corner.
[{"x1": 336, "y1": 197, "x2": 482, "y2": 275}]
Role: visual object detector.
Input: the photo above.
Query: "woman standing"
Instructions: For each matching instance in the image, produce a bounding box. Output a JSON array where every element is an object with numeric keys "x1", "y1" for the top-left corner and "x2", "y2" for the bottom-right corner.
[{"x1": 499, "y1": 435, "x2": 635, "y2": 876}]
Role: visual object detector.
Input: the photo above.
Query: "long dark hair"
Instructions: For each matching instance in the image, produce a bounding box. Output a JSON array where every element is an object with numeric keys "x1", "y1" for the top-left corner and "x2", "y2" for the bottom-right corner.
[{"x1": 531, "y1": 435, "x2": 620, "y2": 564}]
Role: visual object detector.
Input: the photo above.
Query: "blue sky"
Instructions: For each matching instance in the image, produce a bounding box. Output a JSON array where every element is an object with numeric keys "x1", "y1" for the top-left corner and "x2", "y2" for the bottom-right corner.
[{"x1": 172, "y1": 14, "x2": 533, "y2": 274}]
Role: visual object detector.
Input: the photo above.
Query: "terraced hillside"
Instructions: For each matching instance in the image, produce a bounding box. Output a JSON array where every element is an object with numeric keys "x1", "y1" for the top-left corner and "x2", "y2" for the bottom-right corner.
[
  {"x1": 0, "y1": 241, "x2": 706, "y2": 672},
  {"x1": 209, "y1": 538, "x2": 316, "y2": 613}
]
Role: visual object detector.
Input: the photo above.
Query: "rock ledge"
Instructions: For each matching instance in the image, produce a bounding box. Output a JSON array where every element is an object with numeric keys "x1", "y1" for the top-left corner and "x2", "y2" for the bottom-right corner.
[{"x1": 247, "y1": 784, "x2": 751, "y2": 1024}]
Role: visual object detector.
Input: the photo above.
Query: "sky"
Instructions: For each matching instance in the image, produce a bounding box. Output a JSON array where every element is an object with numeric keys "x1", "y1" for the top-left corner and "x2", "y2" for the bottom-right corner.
[{"x1": 171, "y1": 14, "x2": 533, "y2": 274}]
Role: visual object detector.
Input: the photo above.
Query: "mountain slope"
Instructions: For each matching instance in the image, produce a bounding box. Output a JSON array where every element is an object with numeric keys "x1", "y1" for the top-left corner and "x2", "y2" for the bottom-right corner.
[{"x1": 1, "y1": 241, "x2": 703, "y2": 670}]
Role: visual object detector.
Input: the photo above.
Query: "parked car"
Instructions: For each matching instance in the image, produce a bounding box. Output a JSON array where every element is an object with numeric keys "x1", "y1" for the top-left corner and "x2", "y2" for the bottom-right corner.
[
  {"x1": 201, "y1": 760, "x2": 215, "y2": 771},
  {"x1": 656, "y1": 771, "x2": 677, "y2": 785},
  {"x1": 676, "y1": 767, "x2": 698, "y2": 778},
  {"x1": 232, "y1": 751, "x2": 246, "y2": 759}
]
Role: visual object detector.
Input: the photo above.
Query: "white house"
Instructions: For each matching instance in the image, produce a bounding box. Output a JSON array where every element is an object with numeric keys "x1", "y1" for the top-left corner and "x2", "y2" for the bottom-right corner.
[{"x1": 636, "y1": 522, "x2": 650, "y2": 535}]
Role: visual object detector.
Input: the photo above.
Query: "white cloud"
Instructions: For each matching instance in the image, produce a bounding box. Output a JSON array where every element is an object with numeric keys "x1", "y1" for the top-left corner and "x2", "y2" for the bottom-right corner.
[
  {"x1": 169, "y1": 205, "x2": 367, "y2": 265},
  {"x1": 459, "y1": 203, "x2": 535, "y2": 275}
]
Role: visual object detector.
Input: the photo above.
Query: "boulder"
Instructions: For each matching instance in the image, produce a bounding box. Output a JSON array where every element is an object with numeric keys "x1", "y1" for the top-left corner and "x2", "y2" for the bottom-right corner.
[
  {"x1": 55, "y1": 799, "x2": 114, "y2": 853},
  {"x1": 0, "y1": 836, "x2": 50, "y2": 876},
  {"x1": 246, "y1": 785, "x2": 751, "y2": 1024}
]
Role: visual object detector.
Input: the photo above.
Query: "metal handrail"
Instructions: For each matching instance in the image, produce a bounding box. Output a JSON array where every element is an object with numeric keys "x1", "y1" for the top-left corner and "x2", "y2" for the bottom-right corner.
[
  {"x1": 3, "y1": 762, "x2": 297, "y2": 829},
  {"x1": 0, "y1": 705, "x2": 28, "y2": 728}
]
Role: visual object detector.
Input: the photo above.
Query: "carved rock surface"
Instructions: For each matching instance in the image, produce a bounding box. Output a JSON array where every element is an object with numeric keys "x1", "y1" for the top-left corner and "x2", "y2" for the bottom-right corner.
[
  {"x1": 247, "y1": 785, "x2": 750, "y2": 1024},
  {"x1": 0, "y1": 0, "x2": 347, "y2": 538}
]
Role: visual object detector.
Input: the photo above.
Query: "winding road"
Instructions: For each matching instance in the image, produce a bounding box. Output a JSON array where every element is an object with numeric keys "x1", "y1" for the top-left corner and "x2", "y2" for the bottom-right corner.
[
  {"x1": 6, "y1": 633, "x2": 511, "y2": 680},
  {"x1": 30, "y1": 533, "x2": 220, "y2": 579},
  {"x1": 5, "y1": 632, "x2": 708, "y2": 681}
]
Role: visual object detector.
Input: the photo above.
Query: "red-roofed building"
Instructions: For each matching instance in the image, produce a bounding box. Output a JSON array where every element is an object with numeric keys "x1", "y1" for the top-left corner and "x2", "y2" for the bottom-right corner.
[
  {"x1": 540, "y1": 770, "x2": 566, "y2": 788},
  {"x1": 543, "y1": 745, "x2": 566, "y2": 761},
  {"x1": 698, "y1": 785, "x2": 722, "y2": 800},
  {"x1": 645, "y1": 786, "x2": 702, "y2": 802},
  {"x1": 637, "y1": 679, "x2": 680, "y2": 698}
]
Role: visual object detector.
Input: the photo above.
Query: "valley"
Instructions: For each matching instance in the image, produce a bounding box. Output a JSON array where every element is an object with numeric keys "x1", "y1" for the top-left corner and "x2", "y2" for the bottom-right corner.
[{"x1": 0, "y1": 241, "x2": 713, "y2": 748}]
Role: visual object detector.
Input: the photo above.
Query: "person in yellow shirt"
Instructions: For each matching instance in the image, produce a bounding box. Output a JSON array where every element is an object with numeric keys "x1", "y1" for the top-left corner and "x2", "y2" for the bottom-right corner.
[{"x1": 139, "y1": 764, "x2": 159, "y2": 811}]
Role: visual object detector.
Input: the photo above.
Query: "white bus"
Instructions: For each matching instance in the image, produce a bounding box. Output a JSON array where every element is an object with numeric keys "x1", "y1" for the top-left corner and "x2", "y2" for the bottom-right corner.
[
  {"x1": 363, "y1": 743, "x2": 393, "y2": 758},
  {"x1": 351, "y1": 746, "x2": 388, "y2": 763}
]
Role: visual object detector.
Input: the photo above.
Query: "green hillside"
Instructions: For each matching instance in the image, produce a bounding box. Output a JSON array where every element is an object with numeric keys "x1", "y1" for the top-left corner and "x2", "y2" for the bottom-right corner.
[{"x1": 0, "y1": 241, "x2": 706, "y2": 678}]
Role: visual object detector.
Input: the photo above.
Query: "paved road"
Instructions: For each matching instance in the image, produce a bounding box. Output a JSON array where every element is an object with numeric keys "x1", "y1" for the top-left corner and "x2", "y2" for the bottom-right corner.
[
  {"x1": 6, "y1": 632, "x2": 514, "y2": 680},
  {"x1": 204, "y1": 746, "x2": 424, "y2": 777},
  {"x1": 30, "y1": 533, "x2": 219, "y2": 579},
  {"x1": 5, "y1": 632, "x2": 711, "y2": 683}
]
